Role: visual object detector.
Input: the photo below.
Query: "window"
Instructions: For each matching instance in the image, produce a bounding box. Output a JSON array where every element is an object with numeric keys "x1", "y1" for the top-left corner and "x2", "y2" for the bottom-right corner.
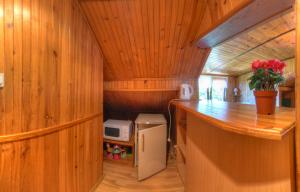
[
  {"x1": 199, "y1": 75, "x2": 212, "y2": 100},
  {"x1": 199, "y1": 75, "x2": 228, "y2": 101}
]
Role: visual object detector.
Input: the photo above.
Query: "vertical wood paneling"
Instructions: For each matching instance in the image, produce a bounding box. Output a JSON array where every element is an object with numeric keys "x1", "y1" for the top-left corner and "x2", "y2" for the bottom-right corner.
[
  {"x1": 80, "y1": 0, "x2": 211, "y2": 81},
  {"x1": 0, "y1": 0, "x2": 104, "y2": 191},
  {"x1": 0, "y1": 0, "x2": 4, "y2": 132},
  {"x1": 226, "y1": 76, "x2": 237, "y2": 102},
  {"x1": 295, "y1": 0, "x2": 300, "y2": 190},
  {"x1": 103, "y1": 79, "x2": 199, "y2": 120},
  {"x1": 80, "y1": 0, "x2": 249, "y2": 120},
  {"x1": 186, "y1": 113, "x2": 294, "y2": 192},
  {"x1": 185, "y1": 0, "x2": 252, "y2": 45}
]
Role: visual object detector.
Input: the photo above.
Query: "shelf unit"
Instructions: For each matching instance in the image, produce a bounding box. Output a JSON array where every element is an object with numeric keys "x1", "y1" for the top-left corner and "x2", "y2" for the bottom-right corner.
[
  {"x1": 104, "y1": 133, "x2": 135, "y2": 166},
  {"x1": 175, "y1": 107, "x2": 187, "y2": 184}
]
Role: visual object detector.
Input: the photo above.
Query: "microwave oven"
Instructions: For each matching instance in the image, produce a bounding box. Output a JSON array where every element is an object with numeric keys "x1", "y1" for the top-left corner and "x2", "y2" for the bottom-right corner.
[{"x1": 103, "y1": 119, "x2": 133, "y2": 141}]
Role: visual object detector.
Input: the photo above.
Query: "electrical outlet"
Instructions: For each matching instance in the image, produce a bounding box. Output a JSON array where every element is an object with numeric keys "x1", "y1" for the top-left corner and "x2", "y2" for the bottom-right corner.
[{"x1": 0, "y1": 73, "x2": 4, "y2": 88}]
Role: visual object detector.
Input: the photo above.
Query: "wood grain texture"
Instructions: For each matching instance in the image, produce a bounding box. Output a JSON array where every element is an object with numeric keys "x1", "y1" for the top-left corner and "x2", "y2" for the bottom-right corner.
[
  {"x1": 80, "y1": 0, "x2": 211, "y2": 81},
  {"x1": 80, "y1": 0, "x2": 224, "y2": 119},
  {"x1": 0, "y1": 0, "x2": 103, "y2": 191},
  {"x1": 187, "y1": 0, "x2": 253, "y2": 45},
  {"x1": 175, "y1": 108, "x2": 187, "y2": 184},
  {"x1": 94, "y1": 160, "x2": 184, "y2": 192},
  {"x1": 197, "y1": 0, "x2": 294, "y2": 48},
  {"x1": 174, "y1": 101, "x2": 295, "y2": 140},
  {"x1": 104, "y1": 79, "x2": 198, "y2": 119},
  {"x1": 226, "y1": 76, "x2": 237, "y2": 102},
  {"x1": 203, "y1": 9, "x2": 295, "y2": 76},
  {"x1": 79, "y1": 0, "x2": 249, "y2": 118},
  {"x1": 186, "y1": 113, "x2": 295, "y2": 192},
  {"x1": 295, "y1": 0, "x2": 300, "y2": 190},
  {"x1": 79, "y1": 0, "x2": 248, "y2": 80},
  {"x1": 0, "y1": 113, "x2": 101, "y2": 144}
]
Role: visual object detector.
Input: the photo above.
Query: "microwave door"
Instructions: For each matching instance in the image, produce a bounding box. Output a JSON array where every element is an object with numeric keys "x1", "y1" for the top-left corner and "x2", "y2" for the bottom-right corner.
[{"x1": 105, "y1": 127, "x2": 120, "y2": 139}]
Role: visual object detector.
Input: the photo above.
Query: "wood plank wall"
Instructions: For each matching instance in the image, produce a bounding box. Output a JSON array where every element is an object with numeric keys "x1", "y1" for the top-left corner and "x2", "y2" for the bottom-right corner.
[
  {"x1": 79, "y1": 0, "x2": 251, "y2": 121},
  {"x1": 186, "y1": 113, "x2": 295, "y2": 192},
  {"x1": 295, "y1": 0, "x2": 300, "y2": 190},
  {"x1": 226, "y1": 76, "x2": 237, "y2": 102},
  {"x1": 0, "y1": 0, "x2": 104, "y2": 191},
  {"x1": 186, "y1": 0, "x2": 253, "y2": 45},
  {"x1": 104, "y1": 78, "x2": 199, "y2": 120},
  {"x1": 104, "y1": 79, "x2": 198, "y2": 93}
]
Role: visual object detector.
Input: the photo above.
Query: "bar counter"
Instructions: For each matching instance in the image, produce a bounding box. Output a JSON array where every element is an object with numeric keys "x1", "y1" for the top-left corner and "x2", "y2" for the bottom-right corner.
[
  {"x1": 174, "y1": 100, "x2": 295, "y2": 140},
  {"x1": 174, "y1": 101, "x2": 296, "y2": 192}
]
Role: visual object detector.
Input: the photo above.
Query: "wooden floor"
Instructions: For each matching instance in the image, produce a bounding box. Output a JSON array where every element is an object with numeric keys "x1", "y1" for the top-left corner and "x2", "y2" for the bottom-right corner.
[{"x1": 94, "y1": 160, "x2": 184, "y2": 192}]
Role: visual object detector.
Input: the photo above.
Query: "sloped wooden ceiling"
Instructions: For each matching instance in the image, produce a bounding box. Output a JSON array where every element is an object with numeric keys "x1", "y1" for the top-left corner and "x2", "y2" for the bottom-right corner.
[
  {"x1": 79, "y1": 0, "x2": 253, "y2": 116},
  {"x1": 203, "y1": 10, "x2": 296, "y2": 76},
  {"x1": 80, "y1": 0, "x2": 207, "y2": 80},
  {"x1": 80, "y1": 0, "x2": 252, "y2": 80}
]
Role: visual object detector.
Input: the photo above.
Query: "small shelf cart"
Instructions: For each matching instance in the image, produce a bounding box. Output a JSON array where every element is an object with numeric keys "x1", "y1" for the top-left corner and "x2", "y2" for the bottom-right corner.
[{"x1": 103, "y1": 133, "x2": 135, "y2": 166}]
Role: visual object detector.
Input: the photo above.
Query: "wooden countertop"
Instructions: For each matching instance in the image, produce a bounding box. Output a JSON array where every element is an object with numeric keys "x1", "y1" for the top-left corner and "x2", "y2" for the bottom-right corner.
[{"x1": 174, "y1": 101, "x2": 295, "y2": 140}]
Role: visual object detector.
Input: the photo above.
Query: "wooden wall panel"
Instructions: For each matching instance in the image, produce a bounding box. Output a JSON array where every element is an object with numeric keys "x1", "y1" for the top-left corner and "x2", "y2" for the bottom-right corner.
[
  {"x1": 186, "y1": 0, "x2": 253, "y2": 45},
  {"x1": 79, "y1": 0, "x2": 249, "y2": 118},
  {"x1": 186, "y1": 113, "x2": 294, "y2": 192},
  {"x1": 237, "y1": 72, "x2": 256, "y2": 104},
  {"x1": 104, "y1": 79, "x2": 198, "y2": 120},
  {"x1": 295, "y1": 0, "x2": 300, "y2": 190},
  {"x1": 0, "y1": 0, "x2": 103, "y2": 191},
  {"x1": 104, "y1": 79, "x2": 198, "y2": 93},
  {"x1": 226, "y1": 76, "x2": 237, "y2": 102}
]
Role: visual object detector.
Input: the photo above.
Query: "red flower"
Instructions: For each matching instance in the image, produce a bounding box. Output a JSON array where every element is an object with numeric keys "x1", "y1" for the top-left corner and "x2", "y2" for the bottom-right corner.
[
  {"x1": 251, "y1": 59, "x2": 286, "y2": 74},
  {"x1": 251, "y1": 60, "x2": 261, "y2": 71},
  {"x1": 249, "y1": 59, "x2": 286, "y2": 91},
  {"x1": 266, "y1": 59, "x2": 286, "y2": 74}
]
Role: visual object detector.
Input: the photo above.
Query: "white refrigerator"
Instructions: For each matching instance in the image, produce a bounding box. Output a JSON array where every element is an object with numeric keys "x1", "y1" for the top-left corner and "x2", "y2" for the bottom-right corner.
[{"x1": 135, "y1": 114, "x2": 167, "y2": 181}]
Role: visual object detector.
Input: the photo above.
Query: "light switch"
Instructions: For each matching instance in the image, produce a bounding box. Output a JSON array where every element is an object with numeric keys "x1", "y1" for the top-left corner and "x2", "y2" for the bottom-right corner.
[{"x1": 0, "y1": 73, "x2": 4, "y2": 88}]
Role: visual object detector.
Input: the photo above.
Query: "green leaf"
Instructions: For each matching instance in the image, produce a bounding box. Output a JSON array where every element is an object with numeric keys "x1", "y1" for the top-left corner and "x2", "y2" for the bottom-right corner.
[{"x1": 255, "y1": 80, "x2": 262, "y2": 90}]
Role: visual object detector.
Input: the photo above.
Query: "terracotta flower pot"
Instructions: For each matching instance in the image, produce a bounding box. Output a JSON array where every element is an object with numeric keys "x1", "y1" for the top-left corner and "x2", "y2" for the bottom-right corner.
[{"x1": 254, "y1": 90, "x2": 277, "y2": 115}]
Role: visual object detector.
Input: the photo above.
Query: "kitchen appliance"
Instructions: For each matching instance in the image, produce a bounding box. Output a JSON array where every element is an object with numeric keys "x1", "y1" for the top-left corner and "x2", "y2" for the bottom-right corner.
[
  {"x1": 234, "y1": 87, "x2": 239, "y2": 96},
  {"x1": 179, "y1": 83, "x2": 194, "y2": 100},
  {"x1": 0, "y1": 73, "x2": 4, "y2": 88},
  {"x1": 135, "y1": 114, "x2": 167, "y2": 181},
  {"x1": 104, "y1": 119, "x2": 133, "y2": 142}
]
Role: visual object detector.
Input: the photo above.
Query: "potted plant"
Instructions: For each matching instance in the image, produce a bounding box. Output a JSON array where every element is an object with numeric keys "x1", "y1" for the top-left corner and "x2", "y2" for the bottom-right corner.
[{"x1": 248, "y1": 59, "x2": 286, "y2": 115}]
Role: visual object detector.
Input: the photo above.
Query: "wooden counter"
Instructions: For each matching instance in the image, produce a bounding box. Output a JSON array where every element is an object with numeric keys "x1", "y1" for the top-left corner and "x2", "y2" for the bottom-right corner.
[
  {"x1": 174, "y1": 101, "x2": 296, "y2": 192},
  {"x1": 174, "y1": 101, "x2": 295, "y2": 140}
]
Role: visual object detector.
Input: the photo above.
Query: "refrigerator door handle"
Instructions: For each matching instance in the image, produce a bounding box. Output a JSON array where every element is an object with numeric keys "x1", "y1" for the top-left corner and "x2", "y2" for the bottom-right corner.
[{"x1": 142, "y1": 134, "x2": 145, "y2": 152}]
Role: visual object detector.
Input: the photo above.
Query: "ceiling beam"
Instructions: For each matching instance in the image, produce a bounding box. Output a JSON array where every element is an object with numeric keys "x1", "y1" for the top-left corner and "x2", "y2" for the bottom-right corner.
[
  {"x1": 183, "y1": 0, "x2": 207, "y2": 47},
  {"x1": 197, "y1": 48, "x2": 211, "y2": 77},
  {"x1": 197, "y1": 0, "x2": 295, "y2": 48},
  {"x1": 207, "y1": 28, "x2": 295, "y2": 74}
]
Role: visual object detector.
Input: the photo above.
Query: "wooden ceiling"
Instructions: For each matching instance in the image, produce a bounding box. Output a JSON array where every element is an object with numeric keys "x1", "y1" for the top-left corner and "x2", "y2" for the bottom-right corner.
[
  {"x1": 80, "y1": 0, "x2": 251, "y2": 80},
  {"x1": 203, "y1": 10, "x2": 296, "y2": 76},
  {"x1": 78, "y1": 0, "x2": 296, "y2": 116}
]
